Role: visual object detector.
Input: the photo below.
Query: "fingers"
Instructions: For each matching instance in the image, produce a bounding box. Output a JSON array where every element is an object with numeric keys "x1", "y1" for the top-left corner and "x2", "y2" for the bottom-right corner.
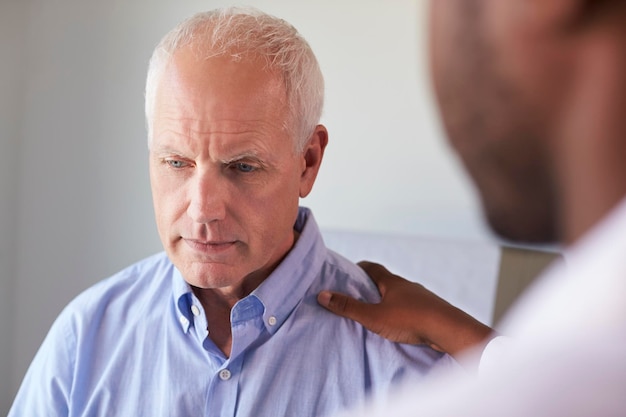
[
  {"x1": 357, "y1": 260, "x2": 399, "y2": 294},
  {"x1": 317, "y1": 291, "x2": 377, "y2": 328},
  {"x1": 357, "y1": 261, "x2": 390, "y2": 284}
]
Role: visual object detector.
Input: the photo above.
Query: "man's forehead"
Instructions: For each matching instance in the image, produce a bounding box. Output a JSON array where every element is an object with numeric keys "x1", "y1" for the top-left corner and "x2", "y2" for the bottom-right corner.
[
  {"x1": 159, "y1": 47, "x2": 286, "y2": 102},
  {"x1": 150, "y1": 124, "x2": 287, "y2": 165}
]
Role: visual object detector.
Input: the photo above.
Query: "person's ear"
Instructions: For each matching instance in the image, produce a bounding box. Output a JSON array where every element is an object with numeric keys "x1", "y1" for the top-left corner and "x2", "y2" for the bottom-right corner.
[{"x1": 299, "y1": 125, "x2": 328, "y2": 198}]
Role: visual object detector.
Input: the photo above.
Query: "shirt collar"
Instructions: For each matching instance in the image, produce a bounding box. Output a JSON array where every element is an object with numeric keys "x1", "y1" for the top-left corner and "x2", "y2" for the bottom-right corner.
[
  {"x1": 171, "y1": 206, "x2": 326, "y2": 335},
  {"x1": 251, "y1": 207, "x2": 326, "y2": 334},
  {"x1": 173, "y1": 267, "x2": 194, "y2": 333}
]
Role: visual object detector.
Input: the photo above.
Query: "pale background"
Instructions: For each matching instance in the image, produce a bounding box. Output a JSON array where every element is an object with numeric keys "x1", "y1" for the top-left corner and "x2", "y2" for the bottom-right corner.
[{"x1": 0, "y1": 0, "x2": 494, "y2": 412}]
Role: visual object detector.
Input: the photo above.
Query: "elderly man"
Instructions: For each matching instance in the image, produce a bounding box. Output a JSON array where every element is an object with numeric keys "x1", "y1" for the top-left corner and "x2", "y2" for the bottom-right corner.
[
  {"x1": 9, "y1": 7, "x2": 453, "y2": 417},
  {"x1": 321, "y1": 1, "x2": 626, "y2": 416}
]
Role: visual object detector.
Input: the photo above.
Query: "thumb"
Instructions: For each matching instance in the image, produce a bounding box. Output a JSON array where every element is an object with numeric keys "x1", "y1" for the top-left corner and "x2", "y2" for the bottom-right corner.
[{"x1": 317, "y1": 291, "x2": 376, "y2": 326}]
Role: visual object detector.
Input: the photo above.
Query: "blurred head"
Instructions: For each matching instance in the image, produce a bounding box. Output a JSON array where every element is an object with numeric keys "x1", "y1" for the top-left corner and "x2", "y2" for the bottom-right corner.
[
  {"x1": 429, "y1": 1, "x2": 626, "y2": 244},
  {"x1": 429, "y1": 0, "x2": 564, "y2": 243},
  {"x1": 146, "y1": 8, "x2": 328, "y2": 292}
]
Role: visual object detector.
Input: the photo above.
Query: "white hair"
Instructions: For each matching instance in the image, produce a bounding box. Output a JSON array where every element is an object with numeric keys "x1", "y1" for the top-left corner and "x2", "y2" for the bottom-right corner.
[{"x1": 145, "y1": 7, "x2": 324, "y2": 152}]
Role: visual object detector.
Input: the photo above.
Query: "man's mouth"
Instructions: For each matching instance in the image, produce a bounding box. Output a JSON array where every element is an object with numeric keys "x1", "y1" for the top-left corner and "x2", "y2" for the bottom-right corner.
[{"x1": 183, "y1": 238, "x2": 237, "y2": 254}]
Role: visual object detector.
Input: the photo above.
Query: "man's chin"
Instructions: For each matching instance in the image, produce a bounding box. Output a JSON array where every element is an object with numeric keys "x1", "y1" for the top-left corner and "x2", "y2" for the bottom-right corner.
[
  {"x1": 486, "y1": 212, "x2": 558, "y2": 245},
  {"x1": 175, "y1": 258, "x2": 242, "y2": 289}
]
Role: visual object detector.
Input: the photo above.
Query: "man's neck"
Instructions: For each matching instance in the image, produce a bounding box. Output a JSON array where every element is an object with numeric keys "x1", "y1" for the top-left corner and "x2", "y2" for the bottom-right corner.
[
  {"x1": 192, "y1": 288, "x2": 242, "y2": 357},
  {"x1": 191, "y1": 271, "x2": 268, "y2": 357}
]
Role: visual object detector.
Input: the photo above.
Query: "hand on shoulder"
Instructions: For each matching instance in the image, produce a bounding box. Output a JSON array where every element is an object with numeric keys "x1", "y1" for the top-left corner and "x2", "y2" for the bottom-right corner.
[{"x1": 317, "y1": 261, "x2": 495, "y2": 360}]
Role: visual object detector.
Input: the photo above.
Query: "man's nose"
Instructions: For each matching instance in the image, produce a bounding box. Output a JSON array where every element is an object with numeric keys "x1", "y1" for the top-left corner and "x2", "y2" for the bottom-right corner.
[{"x1": 186, "y1": 169, "x2": 227, "y2": 224}]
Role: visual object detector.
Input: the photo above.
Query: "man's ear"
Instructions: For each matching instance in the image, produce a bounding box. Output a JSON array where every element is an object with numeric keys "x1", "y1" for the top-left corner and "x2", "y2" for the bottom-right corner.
[{"x1": 299, "y1": 124, "x2": 328, "y2": 198}]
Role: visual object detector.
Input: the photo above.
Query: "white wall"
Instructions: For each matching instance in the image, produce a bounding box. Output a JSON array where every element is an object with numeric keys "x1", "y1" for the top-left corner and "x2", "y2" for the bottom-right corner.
[
  {"x1": 2, "y1": 0, "x2": 492, "y2": 413},
  {"x1": 1, "y1": 0, "x2": 26, "y2": 412}
]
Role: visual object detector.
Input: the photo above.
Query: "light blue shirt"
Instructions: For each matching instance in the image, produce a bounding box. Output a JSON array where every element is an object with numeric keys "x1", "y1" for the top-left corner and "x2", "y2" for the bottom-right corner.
[{"x1": 10, "y1": 207, "x2": 455, "y2": 417}]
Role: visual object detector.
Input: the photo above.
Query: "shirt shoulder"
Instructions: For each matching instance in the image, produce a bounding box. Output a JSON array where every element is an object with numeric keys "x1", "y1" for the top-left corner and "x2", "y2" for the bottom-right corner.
[
  {"x1": 8, "y1": 252, "x2": 176, "y2": 417},
  {"x1": 68, "y1": 251, "x2": 173, "y2": 311},
  {"x1": 311, "y1": 248, "x2": 456, "y2": 370},
  {"x1": 53, "y1": 251, "x2": 175, "y2": 342},
  {"x1": 315, "y1": 249, "x2": 382, "y2": 303}
]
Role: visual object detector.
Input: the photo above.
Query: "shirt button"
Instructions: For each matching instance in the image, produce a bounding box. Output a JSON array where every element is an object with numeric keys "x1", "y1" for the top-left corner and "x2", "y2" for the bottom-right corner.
[
  {"x1": 191, "y1": 305, "x2": 201, "y2": 316},
  {"x1": 268, "y1": 316, "x2": 277, "y2": 326},
  {"x1": 219, "y1": 369, "x2": 232, "y2": 381},
  {"x1": 179, "y1": 316, "x2": 188, "y2": 326}
]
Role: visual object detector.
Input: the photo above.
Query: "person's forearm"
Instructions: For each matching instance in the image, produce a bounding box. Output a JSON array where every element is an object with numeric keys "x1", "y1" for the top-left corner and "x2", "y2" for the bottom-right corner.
[{"x1": 432, "y1": 305, "x2": 495, "y2": 359}]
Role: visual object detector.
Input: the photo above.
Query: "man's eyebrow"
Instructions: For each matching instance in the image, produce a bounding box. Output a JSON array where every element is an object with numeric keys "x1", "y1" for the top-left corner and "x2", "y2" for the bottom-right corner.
[
  {"x1": 220, "y1": 151, "x2": 265, "y2": 164},
  {"x1": 150, "y1": 146, "x2": 184, "y2": 155}
]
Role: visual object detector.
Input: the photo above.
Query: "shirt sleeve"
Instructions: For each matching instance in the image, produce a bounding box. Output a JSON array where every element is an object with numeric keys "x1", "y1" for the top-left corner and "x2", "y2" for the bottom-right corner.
[
  {"x1": 8, "y1": 308, "x2": 75, "y2": 417},
  {"x1": 477, "y1": 335, "x2": 513, "y2": 377}
]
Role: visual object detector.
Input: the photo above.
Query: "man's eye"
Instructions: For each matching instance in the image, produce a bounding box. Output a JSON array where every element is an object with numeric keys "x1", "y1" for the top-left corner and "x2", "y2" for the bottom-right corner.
[
  {"x1": 233, "y1": 162, "x2": 256, "y2": 173},
  {"x1": 166, "y1": 159, "x2": 186, "y2": 168}
]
